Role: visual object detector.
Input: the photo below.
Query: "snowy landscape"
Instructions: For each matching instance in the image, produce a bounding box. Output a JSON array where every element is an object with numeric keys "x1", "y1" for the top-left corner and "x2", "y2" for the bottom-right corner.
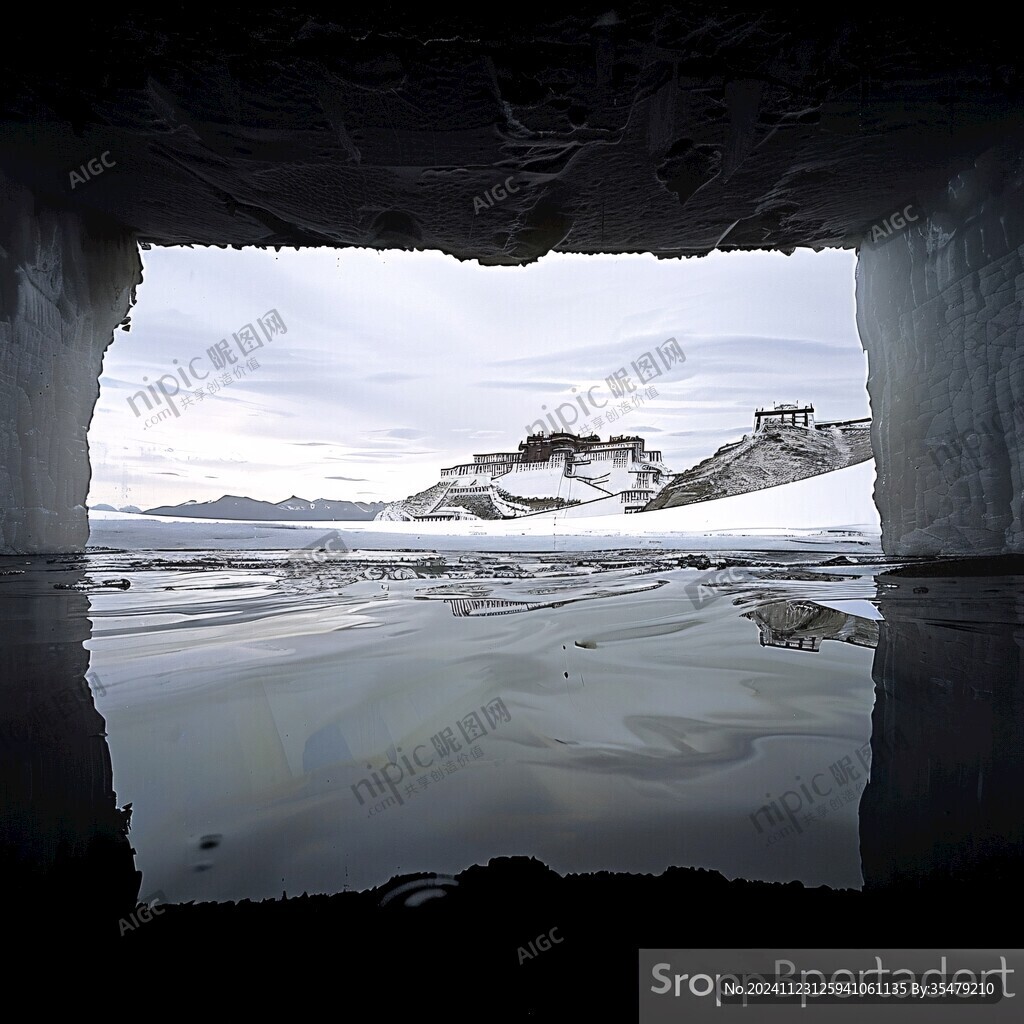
[
  {"x1": 37, "y1": 242, "x2": 901, "y2": 909},
  {"x1": 59, "y1": 434, "x2": 887, "y2": 906}
]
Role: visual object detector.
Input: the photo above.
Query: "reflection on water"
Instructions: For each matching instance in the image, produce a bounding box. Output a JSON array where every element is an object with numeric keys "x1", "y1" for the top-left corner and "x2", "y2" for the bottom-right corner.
[
  {"x1": 0, "y1": 557, "x2": 140, "y2": 937},
  {"x1": 861, "y1": 563, "x2": 1024, "y2": 892},
  {"x1": 1, "y1": 549, "x2": 1021, "y2": 923},
  {"x1": 742, "y1": 600, "x2": 879, "y2": 653}
]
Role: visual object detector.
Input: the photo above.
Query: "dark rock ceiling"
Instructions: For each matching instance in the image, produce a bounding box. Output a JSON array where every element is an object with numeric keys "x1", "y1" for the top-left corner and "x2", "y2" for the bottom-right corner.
[{"x1": 2, "y1": 7, "x2": 1022, "y2": 263}]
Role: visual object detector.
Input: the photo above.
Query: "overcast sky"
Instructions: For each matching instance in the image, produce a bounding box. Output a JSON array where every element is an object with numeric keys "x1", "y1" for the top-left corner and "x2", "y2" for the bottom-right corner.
[{"x1": 88, "y1": 246, "x2": 868, "y2": 509}]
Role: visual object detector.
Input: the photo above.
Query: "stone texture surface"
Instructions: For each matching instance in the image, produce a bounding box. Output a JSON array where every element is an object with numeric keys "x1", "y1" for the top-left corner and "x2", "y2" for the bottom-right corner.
[
  {"x1": 1, "y1": 10, "x2": 1021, "y2": 262},
  {"x1": 0, "y1": 179, "x2": 141, "y2": 553},
  {"x1": 856, "y1": 146, "x2": 1024, "y2": 555}
]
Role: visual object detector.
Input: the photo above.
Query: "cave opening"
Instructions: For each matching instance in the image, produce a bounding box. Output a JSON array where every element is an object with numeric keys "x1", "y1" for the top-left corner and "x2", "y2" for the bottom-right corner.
[
  {"x1": 87, "y1": 243, "x2": 871, "y2": 532},
  {"x1": 1, "y1": 6, "x2": 1022, "y2": 983},
  {"x1": 75, "y1": 240, "x2": 895, "y2": 911}
]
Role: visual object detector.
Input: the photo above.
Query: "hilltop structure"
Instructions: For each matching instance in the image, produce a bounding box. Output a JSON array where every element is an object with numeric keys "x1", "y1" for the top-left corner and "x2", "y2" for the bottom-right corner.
[
  {"x1": 646, "y1": 404, "x2": 873, "y2": 510},
  {"x1": 754, "y1": 402, "x2": 815, "y2": 431}
]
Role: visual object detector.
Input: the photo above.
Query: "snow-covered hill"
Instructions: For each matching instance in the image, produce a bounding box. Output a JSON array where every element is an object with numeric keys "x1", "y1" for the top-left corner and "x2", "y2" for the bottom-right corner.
[
  {"x1": 647, "y1": 422, "x2": 873, "y2": 510},
  {"x1": 88, "y1": 459, "x2": 880, "y2": 550}
]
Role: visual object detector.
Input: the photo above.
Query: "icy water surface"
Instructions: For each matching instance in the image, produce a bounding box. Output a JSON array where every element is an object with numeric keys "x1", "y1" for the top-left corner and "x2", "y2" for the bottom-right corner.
[{"x1": 2, "y1": 547, "x2": 1020, "y2": 905}]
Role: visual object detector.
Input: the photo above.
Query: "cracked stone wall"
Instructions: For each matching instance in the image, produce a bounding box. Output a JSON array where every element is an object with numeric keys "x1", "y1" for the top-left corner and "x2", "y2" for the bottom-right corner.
[
  {"x1": 856, "y1": 147, "x2": 1024, "y2": 556},
  {"x1": 0, "y1": 176, "x2": 140, "y2": 553}
]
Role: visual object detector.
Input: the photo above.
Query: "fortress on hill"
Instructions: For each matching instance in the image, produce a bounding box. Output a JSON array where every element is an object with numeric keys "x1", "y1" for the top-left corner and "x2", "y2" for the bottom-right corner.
[{"x1": 377, "y1": 430, "x2": 672, "y2": 521}]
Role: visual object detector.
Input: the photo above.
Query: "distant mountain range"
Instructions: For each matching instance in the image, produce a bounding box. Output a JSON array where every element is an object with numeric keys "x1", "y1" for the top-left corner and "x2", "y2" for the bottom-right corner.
[{"x1": 132, "y1": 495, "x2": 386, "y2": 521}]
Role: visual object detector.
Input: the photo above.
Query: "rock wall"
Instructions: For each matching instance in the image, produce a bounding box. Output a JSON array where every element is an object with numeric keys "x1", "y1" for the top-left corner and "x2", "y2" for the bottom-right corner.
[
  {"x1": 856, "y1": 147, "x2": 1024, "y2": 555},
  {"x1": 0, "y1": 177, "x2": 141, "y2": 553}
]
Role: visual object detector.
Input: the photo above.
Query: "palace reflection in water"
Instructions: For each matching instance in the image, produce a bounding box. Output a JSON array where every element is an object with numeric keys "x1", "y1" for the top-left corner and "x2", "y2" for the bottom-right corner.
[{"x1": 1, "y1": 551, "x2": 1021, "y2": 935}]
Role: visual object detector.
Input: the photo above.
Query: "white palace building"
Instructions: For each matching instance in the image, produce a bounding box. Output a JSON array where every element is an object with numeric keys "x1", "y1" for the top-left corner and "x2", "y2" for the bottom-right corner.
[{"x1": 376, "y1": 430, "x2": 674, "y2": 521}]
